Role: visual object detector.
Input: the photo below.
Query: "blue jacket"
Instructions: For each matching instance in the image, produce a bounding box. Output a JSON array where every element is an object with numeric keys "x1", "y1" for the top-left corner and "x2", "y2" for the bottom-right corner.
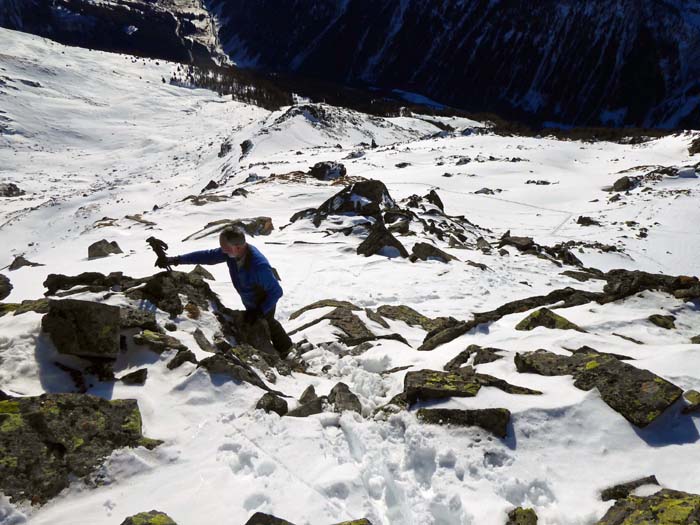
[{"x1": 178, "y1": 244, "x2": 283, "y2": 315}]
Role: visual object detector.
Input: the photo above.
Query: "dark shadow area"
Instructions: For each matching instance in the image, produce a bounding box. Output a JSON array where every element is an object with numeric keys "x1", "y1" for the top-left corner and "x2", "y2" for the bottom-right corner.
[{"x1": 633, "y1": 400, "x2": 700, "y2": 447}]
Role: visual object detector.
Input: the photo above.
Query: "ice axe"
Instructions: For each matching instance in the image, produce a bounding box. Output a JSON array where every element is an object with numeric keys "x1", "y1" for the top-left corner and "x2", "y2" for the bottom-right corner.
[{"x1": 146, "y1": 236, "x2": 172, "y2": 271}]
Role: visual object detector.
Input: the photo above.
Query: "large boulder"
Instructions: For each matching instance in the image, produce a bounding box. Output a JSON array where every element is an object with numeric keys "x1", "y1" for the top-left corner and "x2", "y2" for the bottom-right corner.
[
  {"x1": 404, "y1": 370, "x2": 481, "y2": 405},
  {"x1": 328, "y1": 382, "x2": 362, "y2": 414},
  {"x1": 515, "y1": 347, "x2": 683, "y2": 427},
  {"x1": 0, "y1": 394, "x2": 161, "y2": 505},
  {"x1": 42, "y1": 299, "x2": 121, "y2": 358},
  {"x1": 417, "y1": 408, "x2": 510, "y2": 438},
  {"x1": 120, "y1": 511, "x2": 177, "y2": 525},
  {"x1": 0, "y1": 182, "x2": 25, "y2": 197},
  {"x1": 0, "y1": 274, "x2": 11, "y2": 300},
  {"x1": 88, "y1": 239, "x2": 124, "y2": 259},
  {"x1": 515, "y1": 308, "x2": 585, "y2": 332},
  {"x1": 198, "y1": 352, "x2": 271, "y2": 392},
  {"x1": 256, "y1": 393, "x2": 288, "y2": 416},
  {"x1": 596, "y1": 489, "x2": 700, "y2": 524},
  {"x1": 409, "y1": 242, "x2": 457, "y2": 263}
]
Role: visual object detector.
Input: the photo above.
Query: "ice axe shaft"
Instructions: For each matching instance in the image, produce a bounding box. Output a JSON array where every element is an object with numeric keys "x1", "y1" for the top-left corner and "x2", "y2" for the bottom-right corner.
[{"x1": 146, "y1": 236, "x2": 171, "y2": 271}]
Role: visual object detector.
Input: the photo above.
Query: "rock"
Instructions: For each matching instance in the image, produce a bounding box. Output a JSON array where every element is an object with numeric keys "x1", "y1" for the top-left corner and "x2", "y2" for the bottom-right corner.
[
  {"x1": 43, "y1": 271, "x2": 125, "y2": 296},
  {"x1": 600, "y1": 475, "x2": 659, "y2": 501},
  {"x1": 376, "y1": 305, "x2": 455, "y2": 333},
  {"x1": 244, "y1": 513, "x2": 294, "y2": 525},
  {"x1": 409, "y1": 242, "x2": 457, "y2": 263},
  {"x1": 183, "y1": 217, "x2": 274, "y2": 242},
  {"x1": 120, "y1": 511, "x2": 178, "y2": 525},
  {"x1": 164, "y1": 322, "x2": 177, "y2": 332},
  {"x1": 8, "y1": 255, "x2": 44, "y2": 271},
  {"x1": 192, "y1": 328, "x2": 216, "y2": 353},
  {"x1": 190, "y1": 265, "x2": 215, "y2": 280},
  {"x1": 300, "y1": 179, "x2": 396, "y2": 224},
  {"x1": 119, "y1": 369, "x2": 148, "y2": 385},
  {"x1": 0, "y1": 274, "x2": 11, "y2": 300},
  {"x1": 328, "y1": 382, "x2": 362, "y2": 413},
  {"x1": 577, "y1": 216, "x2": 601, "y2": 226},
  {"x1": 475, "y1": 187, "x2": 495, "y2": 195},
  {"x1": 365, "y1": 308, "x2": 390, "y2": 328},
  {"x1": 87, "y1": 239, "x2": 123, "y2": 259},
  {"x1": 690, "y1": 137, "x2": 700, "y2": 156},
  {"x1": 1, "y1": 298, "x2": 50, "y2": 317},
  {"x1": 124, "y1": 271, "x2": 219, "y2": 317},
  {"x1": 240, "y1": 139, "x2": 254, "y2": 157},
  {"x1": 648, "y1": 314, "x2": 676, "y2": 329},
  {"x1": 506, "y1": 507, "x2": 538, "y2": 525},
  {"x1": 417, "y1": 408, "x2": 510, "y2": 438},
  {"x1": 499, "y1": 230, "x2": 535, "y2": 251},
  {"x1": 299, "y1": 385, "x2": 318, "y2": 405},
  {"x1": 612, "y1": 176, "x2": 635, "y2": 192},
  {"x1": 232, "y1": 187, "x2": 250, "y2": 198},
  {"x1": 331, "y1": 520, "x2": 372, "y2": 525},
  {"x1": 119, "y1": 307, "x2": 159, "y2": 332},
  {"x1": 202, "y1": 180, "x2": 218, "y2": 192},
  {"x1": 476, "y1": 237, "x2": 491, "y2": 252},
  {"x1": 198, "y1": 353, "x2": 270, "y2": 391},
  {"x1": 256, "y1": 393, "x2": 288, "y2": 416},
  {"x1": 0, "y1": 182, "x2": 25, "y2": 197},
  {"x1": 425, "y1": 189, "x2": 445, "y2": 211},
  {"x1": 357, "y1": 221, "x2": 409, "y2": 258},
  {"x1": 601, "y1": 269, "x2": 700, "y2": 303},
  {"x1": 42, "y1": 299, "x2": 121, "y2": 358},
  {"x1": 395, "y1": 162, "x2": 411, "y2": 168},
  {"x1": 133, "y1": 330, "x2": 187, "y2": 353},
  {"x1": 444, "y1": 345, "x2": 504, "y2": 371},
  {"x1": 308, "y1": 161, "x2": 347, "y2": 180},
  {"x1": 682, "y1": 390, "x2": 700, "y2": 414},
  {"x1": 515, "y1": 347, "x2": 683, "y2": 427},
  {"x1": 515, "y1": 308, "x2": 585, "y2": 332},
  {"x1": 167, "y1": 350, "x2": 197, "y2": 370},
  {"x1": 286, "y1": 397, "x2": 326, "y2": 417},
  {"x1": 596, "y1": 489, "x2": 700, "y2": 524},
  {"x1": 0, "y1": 394, "x2": 161, "y2": 504},
  {"x1": 289, "y1": 299, "x2": 360, "y2": 320},
  {"x1": 403, "y1": 370, "x2": 481, "y2": 405}
]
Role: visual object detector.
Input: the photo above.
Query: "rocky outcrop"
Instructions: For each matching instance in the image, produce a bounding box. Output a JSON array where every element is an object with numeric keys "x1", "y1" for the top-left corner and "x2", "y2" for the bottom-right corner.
[
  {"x1": 515, "y1": 308, "x2": 585, "y2": 332},
  {"x1": 596, "y1": 489, "x2": 700, "y2": 524},
  {"x1": 417, "y1": 408, "x2": 510, "y2": 438},
  {"x1": 120, "y1": 511, "x2": 177, "y2": 525},
  {"x1": 403, "y1": 370, "x2": 481, "y2": 404},
  {"x1": 119, "y1": 368, "x2": 148, "y2": 385},
  {"x1": 328, "y1": 382, "x2": 362, "y2": 414},
  {"x1": 409, "y1": 242, "x2": 457, "y2": 263},
  {"x1": 182, "y1": 217, "x2": 274, "y2": 242},
  {"x1": 308, "y1": 161, "x2": 347, "y2": 181},
  {"x1": 42, "y1": 299, "x2": 121, "y2": 358},
  {"x1": 244, "y1": 513, "x2": 294, "y2": 525},
  {"x1": 87, "y1": 239, "x2": 123, "y2": 259},
  {"x1": 515, "y1": 347, "x2": 683, "y2": 427},
  {"x1": 198, "y1": 352, "x2": 271, "y2": 392},
  {"x1": 648, "y1": 314, "x2": 676, "y2": 329},
  {"x1": 0, "y1": 394, "x2": 161, "y2": 505},
  {"x1": 2, "y1": 0, "x2": 225, "y2": 66},
  {"x1": 356, "y1": 221, "x2": 408, "y2": 258},
  {"x1": 0, "y1": 182, "x2": 25, "y2": 197},
  {"x1": 256, "y1": 392, "x2": 288, "y2": 416},
  {"x1": 444, "y1": 345, "x2": 504, "y2": 371}
]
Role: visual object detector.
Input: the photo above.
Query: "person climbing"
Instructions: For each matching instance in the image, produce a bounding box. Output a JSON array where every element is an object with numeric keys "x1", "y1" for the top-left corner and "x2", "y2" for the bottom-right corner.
[{"x1": 156, "y1": 225, "x2": 293, "y2": 357}]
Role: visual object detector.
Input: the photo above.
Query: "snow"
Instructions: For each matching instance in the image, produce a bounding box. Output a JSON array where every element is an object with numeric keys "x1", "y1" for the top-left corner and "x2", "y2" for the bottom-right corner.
[{"x1": 1, "y1": 28, "x2": 700, "y2": 525}]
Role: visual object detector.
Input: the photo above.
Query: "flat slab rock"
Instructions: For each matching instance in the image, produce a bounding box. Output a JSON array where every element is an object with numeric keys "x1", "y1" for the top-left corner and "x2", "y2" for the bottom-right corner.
[
  {"x1": 515, "y1": 307, "x2": 585, "y2": 332},
  {"x1": 596, "y1": 489, "x2": 700, "y2": 524},
  {"x1": 0, "y1": 393, "x2": 161, "y2": 505},
  {"x1": 515, "y1": 347, "x2": 682, "y2": 427},
  {"x1": 404, "y1": 370, "x2": 481, "y2": 404},
  {"x1": 120, "y1": 511, "x2": 178, "y2": 525},
  {"x1": 417, "y1": 408, "x2": 510, "y2": 438}
]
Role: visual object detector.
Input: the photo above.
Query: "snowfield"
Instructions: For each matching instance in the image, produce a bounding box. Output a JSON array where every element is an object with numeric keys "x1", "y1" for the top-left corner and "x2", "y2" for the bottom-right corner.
[{"x1": 1, "y1": 28, "x2": 700, "y2": 525}]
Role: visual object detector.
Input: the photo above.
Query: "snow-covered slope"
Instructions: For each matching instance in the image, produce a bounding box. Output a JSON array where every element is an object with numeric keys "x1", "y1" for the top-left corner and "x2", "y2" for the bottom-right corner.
[{"x1": 1, "y1": 29, "x2": 700, "y2": 525}]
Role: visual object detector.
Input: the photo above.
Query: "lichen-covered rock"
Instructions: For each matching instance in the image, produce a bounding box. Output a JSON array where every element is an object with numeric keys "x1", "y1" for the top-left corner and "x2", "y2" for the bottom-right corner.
[
  {"x1": 403, "y1": 370, "x2": 481, "y2": 405},
  {"x1": 600, "y1": 475, "x2": 659, "y2": 501},
  {"x1": 119, "y1": 369, "x2": 148, "y2": 385},
  {"x1": 376, "y1": 305, "x2": 456, "y2": 333},
  {"x1": 682, "y1": 390, "x2": 700, "y2": 414},
  {"x1": 256, "y1": 393, "x2": 288, "y2": 416},
  {"x1": 409, "y1": 242, "x2": 457, "y2": 263},
  {"x1": 120, "y1": 307, "x2": 159, "y2": 332},
  {"x1": 691, "y1": 335, "x2": 700, "y2": 344},
  {"x1": 417, "y1": 408, "x2": 510, "y2": 438},
  {"x1": 43, "y1": 271, "x2": 126, "y2": 296},
  {"x1": 0, "y1": 274, "x2": 11, "y2": 300},
  {"x1": 167, "y1": 349, "x2": 198, "y2": 370},
  {"x1": 244, "y1": 513, "x2": 295, "y2": 525},
  {"x1": 289, "y1": 306, "x2": 375, "y2": 345},
  {"x1": 515, "y1": 307, "x2": 585, "y2": 332},
  {"x1": 506, "y1": 507, "x2": 538, "y2": 525},
  {"x1": 133, "y1": 330, "x2": 187, "y2": 353},
  {"x1": 289, "y1": 299, "x2": 360, "y2": 320},
  {"x1": 328, "y1": 382, "x2": 362, "y2": 414},
  {"x1": 0, "y1": 394, "x2": 161, "y2": 505},
  {"x1": 596, "y1": 489, "x2": 700, "y2": 524},
  {"x1": 88, "y1": 239, "x2": 123, "y2": 259},
  {"x1": 648, "y1": 314, "x2": 676, "y2": 329},
  {"x1": 444, "y1": 345, "x2": 504, "y2": 371},
  {"x1": 356, "y1": 221, "x2": 409, "y2": 258},
  {"x1": 182, "y1": 217, "x2": 274, "y2": 242},
  {"x1": 120, "y1": 510, "x2": 178, "y2": 525},
  {"x1": 198, "y1": 352, "x2": 270, "y2": 392},
  {"x1": 42, "y1": 299, "x2": 121, "y2": 358},
  {"x1": 516, "y1": 347, "x2": 683, "y2": 427}
]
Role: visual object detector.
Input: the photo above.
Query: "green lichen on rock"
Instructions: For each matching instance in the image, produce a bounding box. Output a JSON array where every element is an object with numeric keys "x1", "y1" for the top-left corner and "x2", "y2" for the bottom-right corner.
[
  {"x1": 596, "y1": 488, "x2": 700, "y2": 524},
  {"x1": 0, "y1": 393, "x2": 161, "y2": 505},
  {"x1": 506, "y1": 507, "x2": 538, "y2": 525},
  {"x1": 515, "y1": 347, "x2": 682, "y2": 427},
  {"x1": 683, "y1": 390, "x2": 700, "y2": 414},
  {"x1": 691, "y1": 335, "x2": 700, "y2": 344},
  {"x1": 133, "y1": 330, "x2": 187, "y2": 353},
  {"x1": 648, "y1": 314, "x2": 676, "y2": 330},
  {"x1": 417, "y1": 407, "x2": 511, "y2": 438},
  {"x1": 403, "y1": 370, "x2": 481, "y2": 405},
  {"x1": 376, "y1": 304, "x2": 455, "y2": 333},
  {"x1": 120, "y1": 510, "x2": 178, "y2": 525},
  {"x1": 515, "y1": 307, "x2": 585, "y2": 332}
]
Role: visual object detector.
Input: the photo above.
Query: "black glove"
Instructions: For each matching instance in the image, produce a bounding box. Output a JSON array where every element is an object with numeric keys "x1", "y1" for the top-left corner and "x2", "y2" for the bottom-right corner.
[
  {"x1": 155, "y1": 255, "x2": 180, "y2": 269},
  {"x1": 244, "y1": 308, "x2": 263, "y2": 324}
]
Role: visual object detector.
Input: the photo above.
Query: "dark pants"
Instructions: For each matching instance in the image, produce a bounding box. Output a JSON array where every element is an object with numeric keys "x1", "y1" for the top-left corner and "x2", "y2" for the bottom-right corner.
[{"x1": 265, "y1": 308, "x2": 293, "y2": 357}]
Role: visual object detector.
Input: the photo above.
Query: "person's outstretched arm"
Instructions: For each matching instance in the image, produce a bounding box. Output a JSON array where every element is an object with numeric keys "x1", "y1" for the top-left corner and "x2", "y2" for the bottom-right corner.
[{"x1": 174, "y1": 248, "x2": 228, "y2": 266}]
